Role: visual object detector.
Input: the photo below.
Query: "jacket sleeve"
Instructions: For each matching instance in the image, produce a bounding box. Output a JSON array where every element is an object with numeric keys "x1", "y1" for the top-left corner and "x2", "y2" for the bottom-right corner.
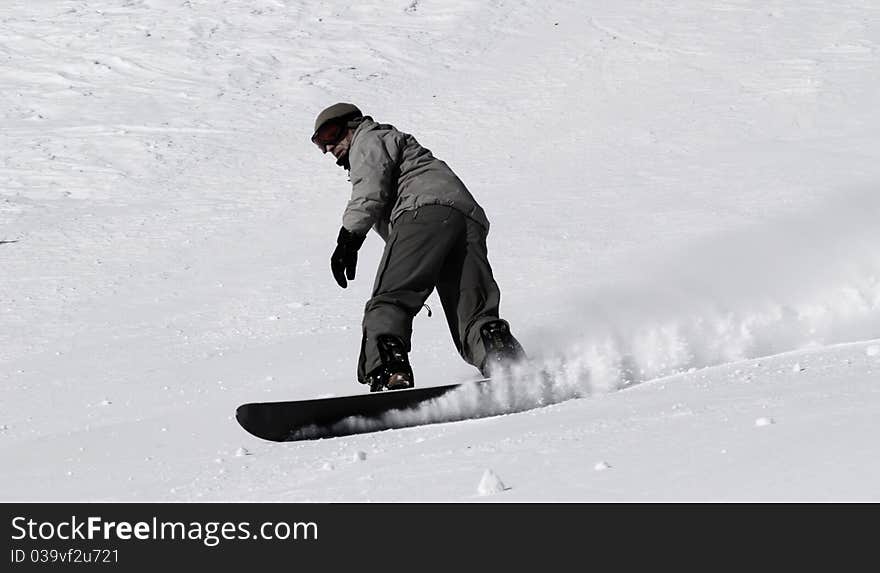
[{"x1": 342, "y1": 132, "x2": 399, "y2": 237}]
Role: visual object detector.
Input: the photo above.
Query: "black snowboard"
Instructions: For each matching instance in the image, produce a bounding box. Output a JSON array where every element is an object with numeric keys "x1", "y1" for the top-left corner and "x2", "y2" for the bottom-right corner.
[{"x1": 236, "y1": 378, "x2": 490, "y2": 442}]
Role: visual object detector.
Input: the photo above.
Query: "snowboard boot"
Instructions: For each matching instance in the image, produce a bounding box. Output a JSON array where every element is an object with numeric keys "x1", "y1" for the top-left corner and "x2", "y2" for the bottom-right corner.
[
  {"x1": 366, "y1": 334, "x2": 415, "y2": 392},
  {"x1": 479, "y1": 319, "x2": 526, "y2": 377}
]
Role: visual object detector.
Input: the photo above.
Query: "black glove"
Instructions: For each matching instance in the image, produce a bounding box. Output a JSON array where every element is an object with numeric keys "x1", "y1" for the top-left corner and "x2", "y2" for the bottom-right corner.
[{"x1": 330, "y1": 226, "x2": 366, "y2": 288}]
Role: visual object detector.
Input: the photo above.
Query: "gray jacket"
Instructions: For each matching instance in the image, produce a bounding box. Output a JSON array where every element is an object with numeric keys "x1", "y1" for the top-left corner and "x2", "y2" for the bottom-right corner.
[{"x1": 342, "y1": 118, "x2": 489, "y2": 240}]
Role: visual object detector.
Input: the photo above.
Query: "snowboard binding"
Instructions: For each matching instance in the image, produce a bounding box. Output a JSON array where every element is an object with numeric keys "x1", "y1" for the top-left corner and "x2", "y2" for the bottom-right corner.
[
  {"x1": 479, "y1": 319, "x2": 526, "y2": 377},
  {"x1": 367, "y1": 334, "x2": 415, "y2": 392}
]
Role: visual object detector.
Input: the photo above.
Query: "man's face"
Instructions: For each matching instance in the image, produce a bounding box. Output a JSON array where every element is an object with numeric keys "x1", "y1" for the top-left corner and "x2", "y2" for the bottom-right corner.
[
  {"x1": 321, "y1": 129, "x2": 353, "y2": 162},
  {"x1": 313, "y1": 121, "x2": 354, "y2": 168}
]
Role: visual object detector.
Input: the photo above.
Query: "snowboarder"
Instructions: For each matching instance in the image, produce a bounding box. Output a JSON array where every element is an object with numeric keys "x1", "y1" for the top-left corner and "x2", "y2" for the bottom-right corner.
[{"x1": 312, "y1": 103, "x2": 525, "y2": 391}]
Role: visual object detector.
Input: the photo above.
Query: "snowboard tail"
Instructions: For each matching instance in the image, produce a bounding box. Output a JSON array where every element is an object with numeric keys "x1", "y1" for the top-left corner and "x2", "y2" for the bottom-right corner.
[{"x1": 236, "y1": 379, "x2": 489, "y2": 442}]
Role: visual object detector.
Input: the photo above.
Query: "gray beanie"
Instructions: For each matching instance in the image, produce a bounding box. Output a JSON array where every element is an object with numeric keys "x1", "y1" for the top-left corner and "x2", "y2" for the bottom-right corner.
[{"x1": 312, "y1": 103, "x2": 363, "y2": 137}]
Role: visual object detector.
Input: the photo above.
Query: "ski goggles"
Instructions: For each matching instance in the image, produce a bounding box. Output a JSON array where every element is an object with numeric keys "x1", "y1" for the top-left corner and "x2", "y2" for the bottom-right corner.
[{"x1": 311, "y1": 120, "x2": 347, "y2": 147}]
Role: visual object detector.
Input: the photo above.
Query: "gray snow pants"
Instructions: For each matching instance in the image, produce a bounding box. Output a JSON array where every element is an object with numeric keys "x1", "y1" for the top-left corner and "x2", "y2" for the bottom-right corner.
[{"x1": 357, "y1": 205, "x2": 502, "y2": 383}]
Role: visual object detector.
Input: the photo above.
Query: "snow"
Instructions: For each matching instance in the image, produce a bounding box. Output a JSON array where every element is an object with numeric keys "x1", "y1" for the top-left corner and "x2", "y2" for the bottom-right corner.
[
  {"x1": 2, "y1": 0, "x2": 880, "y2": 501},
  {"x1": 477, "y1": 469, "x2": 508, "y2": 497}
]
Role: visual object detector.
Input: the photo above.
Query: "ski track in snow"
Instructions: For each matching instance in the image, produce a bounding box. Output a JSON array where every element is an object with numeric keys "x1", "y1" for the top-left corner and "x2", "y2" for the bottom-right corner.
[{"x1": 1, "y1": 0, "x2": 880, "y2": 500}]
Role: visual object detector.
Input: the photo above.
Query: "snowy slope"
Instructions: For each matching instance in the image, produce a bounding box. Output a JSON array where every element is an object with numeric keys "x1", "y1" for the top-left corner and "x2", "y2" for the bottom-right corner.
[{"x1": 1, "y1": 0, "x2": 879, "y2": 501}]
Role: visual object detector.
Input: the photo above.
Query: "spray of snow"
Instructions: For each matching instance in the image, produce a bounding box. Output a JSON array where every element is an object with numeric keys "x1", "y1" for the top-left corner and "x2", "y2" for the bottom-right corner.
[
  {"x1": 289, "y1": 366, "x2": 575, "y2": 440},
  {"x1": 540, "y1": 188, "x2": 880, "y2": 393}
]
